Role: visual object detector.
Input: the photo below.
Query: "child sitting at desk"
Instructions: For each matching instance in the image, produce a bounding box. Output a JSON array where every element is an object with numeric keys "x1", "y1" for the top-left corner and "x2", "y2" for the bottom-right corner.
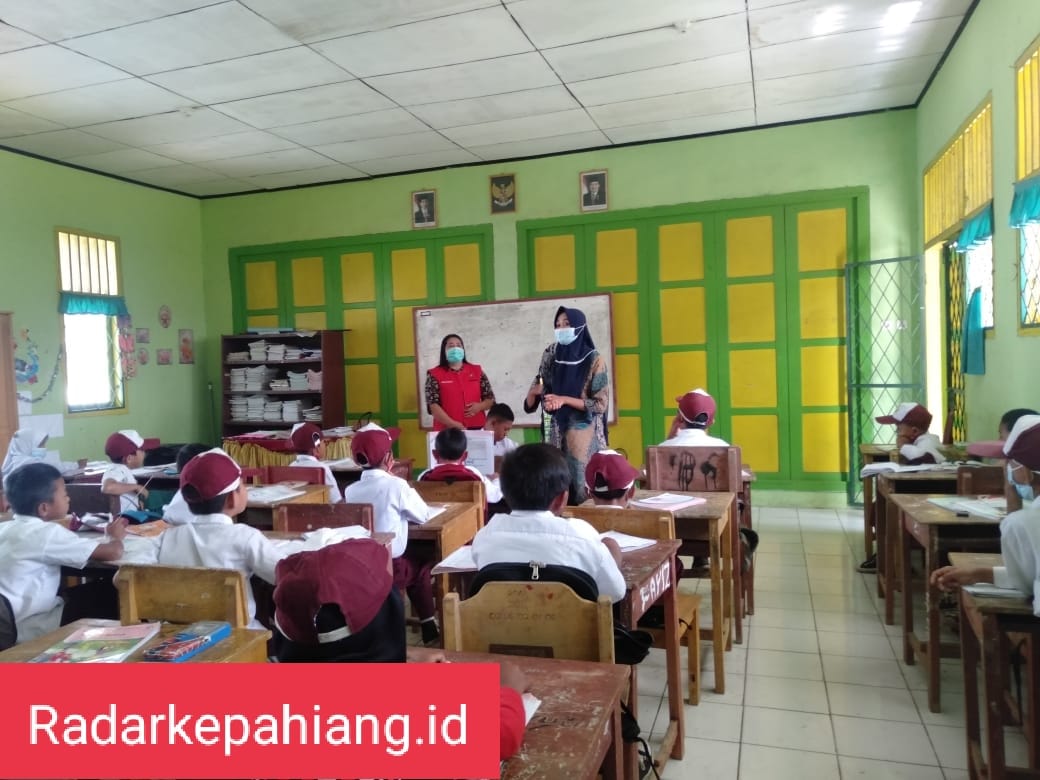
[
  {"x1": 288, "y1": 422, "x2": 342, "y2": 503},
  {"x1": 584, "y1": 449, "x2": 640, "y2": 507},
  {"x1": 162, "y1": 443, "x2": 210, "y2": 525},
  {"x1": 485, "y1": 403, "x2": 518, "y2": 457},
  {"x1": 876, "y1": 403, "x2": 945, "y2": 464},
  {"x1": 273, "y1": 538, "x2": 528, "y2": 758},
  {"x1": 345, "y1": 423, "x2": 439, "y2": 646},
  {"x1": 932, "y1": 415, "x2": 1040, "y2": 614},
  {"x1": 1, "y1": 429, "x2": 49, "y2": 481},
  {"x1": 0, "y1": 462, "x2": 126, "y2": 642},
  {"x1": 661, "y1": 388, "x2": 729, "y2": 447},
  {"x1": 417, "y1": 427, "x2": 503, "y2": 504},
  {"x1": 471, "y1": 443, "x2": 626, "y2": 602},
  {"x1": 102, "y1": 429, "x2": 159, "y2": 515},
  {"x1": 157, "y1": 448, "x2": 282, "y2": 630}
]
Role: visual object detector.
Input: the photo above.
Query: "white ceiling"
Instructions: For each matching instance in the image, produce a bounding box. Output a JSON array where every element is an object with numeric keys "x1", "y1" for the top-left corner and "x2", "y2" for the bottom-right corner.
[{"x1": 0, "y1": 0, "x2": 974, "y2": 197}]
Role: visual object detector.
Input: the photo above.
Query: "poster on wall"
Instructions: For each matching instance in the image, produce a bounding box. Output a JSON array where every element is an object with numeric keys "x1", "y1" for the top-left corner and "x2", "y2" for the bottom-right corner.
[
  {"x1": 136, "y1": 328, "x2": 150, "y2": 344},
  {"x1": 490, "y1": 174, "x2": 516, "y2": 213},
  {"x1": 156, "y1": 349, "x2": 172, "y2": 365},
  {"x1": 411, "y1": 190, "x2": 436, "y2": 228},
  {"x1": 179, "y1": 329, "x2": 194, "y2": 364},
  {"x1": 138, "y1": 348, "x2": 149, "y2": 365},
  {"x1": 579, "y1": 169, "x2": 608, "y2": 212},
  {"x1": 158, "y1": 305, "x2": 172, "y2": 328}
]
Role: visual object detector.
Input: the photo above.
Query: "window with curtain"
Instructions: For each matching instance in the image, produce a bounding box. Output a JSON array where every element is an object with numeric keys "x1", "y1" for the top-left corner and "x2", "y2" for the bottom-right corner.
[
  {"x1": 1015, "y1": 38, "x2": 1040, "y2": 328},
  {"x1": 57, "y1": 229, "x2": 127, "y2": 411},
  {"x1": 923, "y1": 101, "x2": 992, "y2": 245},
  {"x1": 1021, "y1": 223, "x2": 1040, "y2": 327},
  {"x1": 964, "y1": 240, "x2": 994, "y2": 328}
]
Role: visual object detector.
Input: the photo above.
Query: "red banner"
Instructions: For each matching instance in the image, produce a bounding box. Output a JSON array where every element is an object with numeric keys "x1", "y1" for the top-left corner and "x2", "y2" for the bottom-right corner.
[{"x1": 0, "y1": 663, "x2": 499, "y2": 779}]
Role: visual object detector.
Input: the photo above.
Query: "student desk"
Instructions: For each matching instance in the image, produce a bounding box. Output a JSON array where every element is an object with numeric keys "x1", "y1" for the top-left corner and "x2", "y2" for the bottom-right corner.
[
  {"x1": 240, "y1": 484, "x2": 329, "y2": 530},
  {"x1": 859, "y1": 443, "x2": 894, "y2": 561},
  {"x1": 410, "y1": 502, "x2": 481, "y2": 617},
  {"x1": 410, "y1": 647, "x2": 629, "y2": 780},
  {"x1": 893, "y1": 494, "x2": 1002, "y2": 712},
  {"x1": 876, "y1": 469, "x2": 959, "y2": 624},
  {"x1": 328, "y1": 458, "x2": 415, "y2": 492},
  {"x1": 633, "y1": 489, "x2": 736, "y2": 692},
  {"x1": 0, "y1": 618, "x2": 271, "y2": 663}
]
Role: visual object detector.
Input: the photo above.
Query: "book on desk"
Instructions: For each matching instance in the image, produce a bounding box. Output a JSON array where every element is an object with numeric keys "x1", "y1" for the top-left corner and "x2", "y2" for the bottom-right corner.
[
  {"x1": 30, "y1": 621, "x2": 160, "y2": 663},
  {"x1": 143, "y1": 621, "x2": 232, "y2": 662}
]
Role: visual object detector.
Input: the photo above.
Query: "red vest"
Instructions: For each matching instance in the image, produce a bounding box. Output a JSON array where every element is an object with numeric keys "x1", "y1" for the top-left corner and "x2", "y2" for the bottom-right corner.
[{"x1": 428, "y1": 363, "x2": 486, "y2": 430}]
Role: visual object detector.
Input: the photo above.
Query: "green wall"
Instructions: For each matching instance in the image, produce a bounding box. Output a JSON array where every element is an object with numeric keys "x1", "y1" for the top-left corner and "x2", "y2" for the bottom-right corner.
[
  {"x1": 0, "y1": 149, "x2": 209, "y2": 460},
  {"x1": 917, "y1": 0, "x2": 1040, "y2": 440}
]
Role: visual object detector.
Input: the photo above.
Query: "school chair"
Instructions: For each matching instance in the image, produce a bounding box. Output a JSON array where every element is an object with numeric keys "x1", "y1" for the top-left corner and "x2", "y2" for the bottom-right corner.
[
  {"x1": 410, "y1": 479, "x2": 487, "y2": 527},
  {"x1": 113, "y1": 564, "x2": 250, "y2": 628},
  {"x1": 0, "y1": 593, "x2": 16, "y2": 651},
  {"x1": 66, "y1": 482, "x2": 120, "y2": 516},
  {"x1": 956, "y1": 464, "x2": 1005, "y2": 495},
  {"x1": 443, "y1": 568, "x2": 614, "y2": 663},
  {"x1": 266, "y1": 465, "x2": 325, "y2": 486},
  {"x1": 562, "y1": 505, "x2": 702, "y2": 704},
  {"x1": 273, "y1": 502, "x2": 374, "y2": 533}
]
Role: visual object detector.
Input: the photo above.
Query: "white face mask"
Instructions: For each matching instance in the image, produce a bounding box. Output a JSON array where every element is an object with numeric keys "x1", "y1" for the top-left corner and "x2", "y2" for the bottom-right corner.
[
  {"x1": 1009, "y1": 463, "x2": 1037, "y2": 502},
  {"x1": 555, "y1": 327, "x2": 576, "y2": 345}
]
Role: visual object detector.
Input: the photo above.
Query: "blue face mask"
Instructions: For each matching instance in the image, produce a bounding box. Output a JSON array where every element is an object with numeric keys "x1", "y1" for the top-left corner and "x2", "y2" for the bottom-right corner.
[
  {"x1": 555, "y1": 326, "x2": 580, "y2": 346},
  {"x1": 1008, "y1": 464, "x2": 1037, "y2": 502},
  {"x1": 445, "y1": 346, "x2": 465, "y2": 363}
]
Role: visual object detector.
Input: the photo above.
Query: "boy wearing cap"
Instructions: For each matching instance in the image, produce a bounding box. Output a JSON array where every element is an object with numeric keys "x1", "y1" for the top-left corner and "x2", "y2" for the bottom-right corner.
[
  {"x1": 932, "y1": 415, "x2": 1040, "y2": 615},
  {"x1": 0, "y1": 462, "x2": 127, "y2": 642},
  {"x1": 161, "y1": 443, "x2": 210, "y2": 525},
  {"x1": 102, "y1": 429, "x2": 159, "y2": 515},
  {"x1": 345, "y1": 423, "x2": 439, "y2": 645},
  {"x1": 876, "y1": 402, "x2": 945, "y2": 465},
  {"x1": 288, "y1": 422, "x2": 342, "y2": 503},
  {"x1": 157, "y1": 448, "x2": 283, "y2": 629},
  {"x1": 471, "y1": 443, "x2": 626, "y2": 602},
  {"x1": 585, "y1": 449, "x2": 640, "y2": 507},
  {"x1": 661, "y1": 389, "x2": 729, "y2": 447},
  {"x1": 417, "y1": 428, "x2": 504, "y2": 504}
]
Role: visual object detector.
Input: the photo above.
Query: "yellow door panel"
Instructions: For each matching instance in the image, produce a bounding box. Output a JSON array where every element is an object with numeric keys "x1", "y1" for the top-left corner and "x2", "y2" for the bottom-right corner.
[
  {"x1": 661, "y1": 350, "x2": 707, "y2": 406},
  {"x1": 291, "y1": 256, "x2": 325, "y2": 307},
  {"x1": 344, "y1": 308, "x2": 378, "y2": 359},
  {"x1": 800, "y1": 276, "x2": 846, "y2": 339},
  {"x1": 534, "y1": 235, "x2": 576, "y2": 292},
  {"x1": 391, "y1": 248, "x2": 427, "y2": 300},
  {"x1": 396, "y1": 361, "x2": 418, "y2": 413},
  {"x1": 797, "y1": 208, "x2": 847, "y2": 271},
  {"x1": 614, "y1": 353, "x2": 641, "y2": 410},
  {"x1": 394, "y1": 305, "x2": 416, "y2": 357},
  {"x1": 341, "y1": 252, "x2": 375, "y2": 304},
  {"x1": 245, "y1": 261, "x2": 278, "y2": 311},
  {"x1": 727, "y1": 283, "x2": 775, "y2": 343},
  {"x1": 802, "y1": 412, "x2": 849, "y2": 472},
  {"x1": 613, "y1": 291, "x2": 639, "y2": 348},
  {"x1": 294, "y1": 311, "x2": 327, "y2": 330},
  {"x1": 595, "y1": 228, "x2": 638, "y2": 287},
  {"x1": 660, "y1": 287, "x2": 706, "y2": 345},
  {"x1": 610, "y1": 416, "x2": 645, "y2": 467},
  {"x1": 800, "y1": 345, "x2": 846, "y2": 407},
  {"x1": 246, "y1": 314, "x2": 279, "y2": 328},
  {"x1": 443, "y1": 243, "x2": 482, "y2": 298},
  {"x1": 729, "y1": 349, "x2": 778, "y2": 408},
  {"x1": 726, "y1": 216, "x2": 774, "y2": 278},
  {"x1": 346, "y1": 364, "x2": 381, "y2": 414},
  {"x1": 659, "y1": 222, "x2": 704, "y2": 282},
  {"x1": 731, "y1": 415, "x2": 779, "y2": 473},
  {"x1": 395, "y1": 418, "x2": 426, "y2": 470}
]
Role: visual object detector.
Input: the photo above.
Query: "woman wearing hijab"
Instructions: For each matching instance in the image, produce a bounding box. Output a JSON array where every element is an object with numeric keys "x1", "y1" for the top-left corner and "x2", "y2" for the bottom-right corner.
[
  {"x1": 1, "y1": 429, "x2": 48, "y2": 480},
  {"x1": 523, "y1": 307, "x2": 610, "y2": 503},
  {"x1": 425, "y1": 333, "x2": 496, "y2": 430}
]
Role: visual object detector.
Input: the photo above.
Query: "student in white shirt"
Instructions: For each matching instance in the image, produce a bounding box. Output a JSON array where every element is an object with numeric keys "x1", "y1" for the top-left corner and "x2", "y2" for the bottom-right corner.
[
  {"x1": 101, "y1": 429, "x2": 159, "y2": 515},
  {"x1": 0, "y1": 463, "x2": 126, "y2": 642},
  {"x1": 157, "y1": 448, "x2": 283, "y2": 629},
  {"x1": 485, "y1": 403, "x2": 518, "y2": 457},
  {"x1": 345, "y1": 423, "x2": 439, "y2": 645},
  {"x1": 584, "y1": 449, "x2": 640, "y2": 507},
  {"x1": 288, "y1": 422, "x2": 343, "y2": 502},
  {"x1": 661, "y1": 388, "x2": 730, "y2": 447},
  {"x1": 931, "y1": 415, "x2": 1040, "y2": 614},
  {"x1": 416, "y1": 428, "x2": 503, "y2": 504},
  {"x1": 471, "y1": 443, "x2": 626, "y2": 602},
  {"x1": 876, "y1": 402, "x2": 945, "y2": 465},
  {"x1": 1, "y1": 428, "x2": 49, "y2": 481},
  {"x1": 162, "y1": 443, "x2": 210, "y2": 525}
]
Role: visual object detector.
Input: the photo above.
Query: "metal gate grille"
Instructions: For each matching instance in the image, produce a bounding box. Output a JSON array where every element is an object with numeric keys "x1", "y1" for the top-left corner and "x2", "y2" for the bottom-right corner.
[
  {"x1": 845, "y1": 256, "x2": 925, "y2": 503},
  {"x1": 944, "y1": 244, "x2": 967, "y2": 443}
]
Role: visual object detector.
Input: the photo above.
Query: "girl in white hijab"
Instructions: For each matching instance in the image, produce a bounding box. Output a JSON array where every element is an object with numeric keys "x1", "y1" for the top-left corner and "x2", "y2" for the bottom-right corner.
[{"x1": 1, "y1": 429, "x2": 48, "y2": 480}]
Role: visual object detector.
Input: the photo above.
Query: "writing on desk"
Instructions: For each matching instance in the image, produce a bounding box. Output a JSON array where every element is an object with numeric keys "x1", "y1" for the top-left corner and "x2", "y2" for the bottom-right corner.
[{"x1": 639, "y1": 560, "x2": 671, "y2": 611}]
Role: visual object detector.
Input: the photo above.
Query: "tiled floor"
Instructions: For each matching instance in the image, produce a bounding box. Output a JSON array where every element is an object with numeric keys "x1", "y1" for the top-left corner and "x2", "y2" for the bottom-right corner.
[{"x1": 638, "y1": 504, "x2": 1028, "y2": 780}]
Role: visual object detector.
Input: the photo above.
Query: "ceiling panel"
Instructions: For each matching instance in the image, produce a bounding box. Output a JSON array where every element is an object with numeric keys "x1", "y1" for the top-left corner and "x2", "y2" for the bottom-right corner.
[
  {"x1": 2, "y1": 129, "x2": 124, "y2": 159},
  {"x1": 408, "y1": 86, "x2": 579, "y2": 129},
  {"x1": 0, "y1": 45, "x2": 126, "y2": 102},
  {"x1": 131, "y1": 163, "x2": 228, "y2": 186},
  {"x1": 64, "y1": 2, "x2": 298, "y2": 75},
  {"x1": 147, "y1": 47, "x2": 354, "y2": 104},
  {"x1": 270, "y1": 108, "x2": 429, "y2": 146},
  {"x1": 179, "y1": 177, "x2": 258, "y2": 196},
  {"x1": 5, "y1": 79, "x2": 192, "y2": 126},
  {"x1": 570, "y1": 51, "x2": 751, "y2": 106},
  {"x1": 350, "y1": 148, "x2": 481, "y2": 176},
  {"x1": 143, "y1": 130, "x2": 297, "y2": 163},
  {"x1": 64, "y1": 147, "x2": 181, "y2": 174},
  {"x1": 468, "y1": 129, "x2": 611, "y2": 161},
  {"x1": 203, "y1": 147, "x2": 338, "y2": 177},
  {"x1": 604, "y1": 109, "x2": 756, "y2": 144},
  {"x1": 588, "y1": 84, "x2": 756, "y2": 129},
  {"x1": 0, "y1": 106, "x2": 63, "y2": 138},
  {"x1": 0, "y1": 22, "x2": 46, "y2": 52},
  {"x1": 756, "y1": 54, "x2": 941, "y2": 106},
  {"x1": 213, "y1": 80, "x2": 394, "y2": 128},
  {"x1": 244, "y1": 163, "x2": 367, "y2": 190},
  {"x1": 315, "y1": 131, "x2": 461, "y2": 164},
  {"x1": 85, "y1": 107, "x2": 252, "y2": 146},
  {"x1": 314, "y1": 6, "x2": 532, "y2": 77},
  {"x1": 442, "y1": 108, "x2": 597, "y2": 148},
  {"x1": 756, "y1": 84, "x2": 923, "y2": 124},
  {"x1": 0, "y1": 0, "x2": 219, "y2": 41}
]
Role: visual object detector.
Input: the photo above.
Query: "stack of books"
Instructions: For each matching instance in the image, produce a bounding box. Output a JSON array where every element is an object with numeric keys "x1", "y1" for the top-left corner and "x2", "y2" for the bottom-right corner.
[
  {"x1": 286, "y1": 370, "x2": 309, "y2": 390},
  {"x1": 266, "y1": 343, "x2": 286, "y2": 362},
  {"x1": 248, "y1": 340, "x2": 267, "y2": 361},
  {"x1": 226, "y1": 350, "x2": 250, "y2": 363},
  {"x1": 306, "y1": 369, "x2": 323, "y2": 390},
  {"x1": 30, "y1": 621, "x2": 160, "y2": 663},
  {"x1": 229, "y1": 367, "x2": 247, "y2": 392},
  {"x1": 281, "y1": 400, "x2": 301, "y2": 422},
  {"x1": 302, "y1": 405, "x2": 322, "y2": 422}
]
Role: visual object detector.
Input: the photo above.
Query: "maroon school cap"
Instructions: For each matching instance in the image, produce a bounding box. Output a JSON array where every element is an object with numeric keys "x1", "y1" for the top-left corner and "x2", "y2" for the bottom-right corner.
[
  {"x1": 105, "y1": 429, "x2": 159, "y2": 460},
  {"x1": 876, "y1": 402, "x2": 932, "y2": 429},
  {"x1": 274, "y1": 539, "x2": 393, "y2": 644},
  {"x1": 585, "y1": 449, "x2": 640, "y2": 494},
  {"x1": 290, "y1": 422, "x2": 322, "y2": 453},
  {"x1": 350, "y1": 423, "x2": 400, "y2": 468},
  {"x1": 972, "y1": 415, "x2": 1040, "y2": 467},
  {"x1": 677, "y1": 388, "x2": 716, "y2": 426},
  {"x1": 179, "y1": 448, "x2": 242, "y2": 502}
]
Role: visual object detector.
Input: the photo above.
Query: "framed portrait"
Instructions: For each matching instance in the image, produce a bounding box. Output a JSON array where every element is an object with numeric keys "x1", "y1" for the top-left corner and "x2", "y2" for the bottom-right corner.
[
  {"x1": 136, "y1": 328, "x2": 150, "y2": 344},
  {"x1": 579, "y1": 169, "x2": 608, "y2": 212},
  {"x1": 156, "y1": 349, "x2": 172, "y2": 366},
  {"x1": 411, "y1": 189, "x2": 437, "y2": 228},
  {"x1": 489, "y1": 174, "x2": 516, "y2": 214},
  {"x1": 178, "y1": 329, "x2": 194, "y2": 365}
]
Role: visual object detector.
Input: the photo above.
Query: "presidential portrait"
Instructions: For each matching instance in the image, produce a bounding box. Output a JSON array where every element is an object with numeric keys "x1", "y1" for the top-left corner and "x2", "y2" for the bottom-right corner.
[{"x1": 580, "y1": 170, "x2": 608, "y2": 212}]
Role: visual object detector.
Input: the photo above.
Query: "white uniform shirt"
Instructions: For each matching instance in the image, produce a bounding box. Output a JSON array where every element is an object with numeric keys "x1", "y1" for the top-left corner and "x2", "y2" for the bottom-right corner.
[
  {"x1": 470, "y1": 510, "x2": 627, "y2": 602},
  {"x1": 992, "y1": 497, "x2": 1040, "y2": 615},
  {"x1": 102, "y1": 463, "x2": 139, "y2": 514},
  {"x1": 493, "y1": 437, "x2": 518, "y2": 457},
  {"x1": 415, "y1": 463, "x2": 504, "y2": 503},
  {"x1": 660, "y1": 428, "x2": 730, "y2": 447},
  {"x1": 162, "y1": 490, "x2": 194, "y2": 525},
  {"x1": 900, "y1": 432, "x2": 945, "y2": 464},
  {"x1": 157, "y1": 513, "x2": 282, "y2": 629},
  {"x1": 344, "y1": 469, "x2": 429, "y2": 558},
  {"x1": 0, "y1": 514, "x2": 104, "y2": 642},
  {"x1": 289, "y1": 454, "x2": 343, "y2": 503}
]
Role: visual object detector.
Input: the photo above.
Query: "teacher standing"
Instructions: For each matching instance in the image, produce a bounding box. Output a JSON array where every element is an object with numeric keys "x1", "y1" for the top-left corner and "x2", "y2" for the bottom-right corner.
[
  {"x1": 524, "y1": 307, "x2": 610, "y2": 504},
  {"x1": 425, "y1": 334, "x2": 495, "y2": 430}
]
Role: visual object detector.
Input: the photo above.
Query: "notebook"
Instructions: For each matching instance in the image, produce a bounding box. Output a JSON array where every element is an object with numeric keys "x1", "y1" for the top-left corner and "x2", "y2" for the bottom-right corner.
[
  {"x1": 629, "y1": 493, "x2": 707, "y2": 511},
  {"x1": 30, "y1": 622, "x2": 160, "y2": 663}
]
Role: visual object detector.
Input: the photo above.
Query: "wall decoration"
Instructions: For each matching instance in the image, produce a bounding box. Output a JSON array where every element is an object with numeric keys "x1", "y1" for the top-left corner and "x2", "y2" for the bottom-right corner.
[
  {"x1": 156, "y1": 349, "x2": 172, "y2": 365},
  {"x1": 117, "y1": 315, "x2": 136, "y2": 379},
  {"x1": 579, "y1": 169, "x2": 608, "y2": 212},
  {"x1": 411, "y1": 189, "x2": 437, "y2": 228},
  {"x1": 178, "y1": 329, "x2": 194, "y2": 364},
  {"x1": 136, "y1": 328, "x2": 150, "y2": 344},
  {"x1": 13, "y1": 328, "x2": 63, "y2": 403},
  {"x1": 158, "y1": 305, "x2": 172, "y2": 328},
  {"x1": 137, "y1": 347, "x2": 149, "y2": 366},
  {"x1": 490, "y1": 174, "x2": 516, "y2": 214}
]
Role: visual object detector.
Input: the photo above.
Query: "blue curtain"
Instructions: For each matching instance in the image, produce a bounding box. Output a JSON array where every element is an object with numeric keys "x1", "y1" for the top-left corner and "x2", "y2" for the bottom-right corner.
[
  {"x1": 955, "y1": 202, "x2": 994, "y2": 249},
  {"x1": 58, "y1": 292, "x2": 128, "y2": 317},
  {"x1": 962, "y1": 287, "x2": 985, "y2": 375},
  {"x1": 1010, "y1": 174, "x2": 1040, "y2": 227}
]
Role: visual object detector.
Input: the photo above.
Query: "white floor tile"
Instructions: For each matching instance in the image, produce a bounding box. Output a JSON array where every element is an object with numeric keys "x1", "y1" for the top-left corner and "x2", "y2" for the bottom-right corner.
[
  {"x1": 753, "y1": 591, "x2": 815, "y2": 610},
  {"x1": 742, "y1": 705, "x2": 835, "y2": 752},
  {"x1": 822, "y1": 654, "x2": 908, "y2": 688},
  {"x1": 747, "y1": 626, "x2": 819, "y2": 653},
  {"x1": 739, "y1": 744, "x2": 840, "y2": 780},
  {"x1": 698, "y1": 672, "x2": 746, "y2": 706},
  {"x1": 638, "y1": 693, "x2": 662, "y2": 736},
  {"x1": 812, "y1": 594, "x2": 881, "y2": 615},
  {"x1": 910, "y1": 688, "x2": 967, "y2": 728},
  {"x1": 817, "y1": 631, "x2": 896, "y2": 659},
  {"x1": 814, "y1": 610, "x2": 888, "y2": 635},
  {"x1": 754, "y1": 575, "x2": 811, "y2": 594},
  {"x1": 660, "y1": 737, "x2": 739, "y2": 779},
  {"x1": 679, "y1": 701, "x2": 743, "y2": 742},
  {"x1": 926, "y1": 724, "x2": 968, "y2": 769},
  {"x1": 833, "y1": 715, "x2": 938, "y2": 764},
  {"x1": 747, "y1": 648, "x2": 824, "y2": 680},
  {"x1": 838, "y1": 756, "x2": 945, "y2": 779},
  {"x1": 826, "y1": 681, "x2": 920, "y2": 722},
  {"x1": 745, "y1": 606, "x2": 816, "y2": 630},
  {"x1": 745, "y1": 674, "x2": 829, "y2": 713}
]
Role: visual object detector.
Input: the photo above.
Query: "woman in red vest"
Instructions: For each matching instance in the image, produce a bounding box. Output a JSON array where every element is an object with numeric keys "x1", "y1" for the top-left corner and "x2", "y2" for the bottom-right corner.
[{"x1": 425, "y1": 334, "x2": 495, "y2": 430}]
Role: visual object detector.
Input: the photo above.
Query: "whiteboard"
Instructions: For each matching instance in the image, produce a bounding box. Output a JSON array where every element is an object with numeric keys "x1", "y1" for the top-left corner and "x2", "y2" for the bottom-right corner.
[{"x1": 413, "y1": 294, "x2": 616, "y2": 429}]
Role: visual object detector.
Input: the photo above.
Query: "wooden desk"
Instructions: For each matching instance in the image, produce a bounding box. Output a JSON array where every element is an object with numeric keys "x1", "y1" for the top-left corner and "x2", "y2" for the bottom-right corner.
[
  {"x1": 877, "y1": 470, "x2": 959, "y2": 624},
  {"x1": 859, "y1": 443, "x2": 894, "y2": 561},
  {"x1": 634, "y1": 489, "x2": 735, "y2": 693},
  {"x1": 0, "y1": 618, "x2": 271, "y2": 663},
  {"x1": 894, "y1": 494, "x2": 1002, "y2": 712},
  {"x1": 410, "y1": 647, "x2": 629, "y2": 780},
  {"x1": 410, "y1": 502, "x2": 480, "y2": 617},
  {"x1": 241, "y1": 484, "x2": 329, "y2": 530}
]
